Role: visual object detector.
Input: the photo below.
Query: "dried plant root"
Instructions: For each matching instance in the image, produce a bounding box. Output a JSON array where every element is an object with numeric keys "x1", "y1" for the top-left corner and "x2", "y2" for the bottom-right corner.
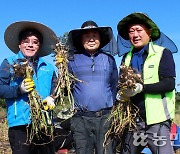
[
  {"x1": 13, "y1": 60, "x2": 54, "y2": 144},
  {"x1": 53, "y1": 42, "x2": 83, "y2": 119},
  {"x1": 104, "y1": 63, "x2": 143, "y2": 147}
]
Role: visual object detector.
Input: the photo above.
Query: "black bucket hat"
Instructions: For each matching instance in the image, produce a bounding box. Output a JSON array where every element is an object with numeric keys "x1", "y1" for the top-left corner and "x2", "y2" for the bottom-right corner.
[
  {"x1": 68, "y1": 20, "x2": 113, "y2": 51},
  {"x1": 117, "y1": 12, "x2": 160, "y2": 41},
  {"x1": 4, "y1": 21, "x2": 58, "y2": 57}
]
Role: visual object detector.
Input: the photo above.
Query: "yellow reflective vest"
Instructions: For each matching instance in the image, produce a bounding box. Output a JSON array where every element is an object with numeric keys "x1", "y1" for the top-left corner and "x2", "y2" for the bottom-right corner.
[{"x1": 124, "y1": 42, "x2": 175, "y2": 125}]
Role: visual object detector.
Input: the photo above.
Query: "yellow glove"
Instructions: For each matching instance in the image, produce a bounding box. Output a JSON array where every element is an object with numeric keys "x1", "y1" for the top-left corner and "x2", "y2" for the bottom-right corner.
[
  {"x1": 55, "y1": 55, "x2": 64, "y2": 65},
  {"x1": 42, "y1": 96, "x2": 55, "y2": 110},
  {"x1": 20, "y1": 78, "x2": 34, "y2": 94}
]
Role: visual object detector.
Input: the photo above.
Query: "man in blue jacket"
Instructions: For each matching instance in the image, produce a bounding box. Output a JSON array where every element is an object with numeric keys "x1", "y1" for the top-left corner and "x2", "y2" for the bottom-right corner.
[
  {"x1": 65, "y1": 20, "x2": 118, "y2": 154},
  {"x1": 0, "y1": 21, "x2": 57, "y2": 154}
]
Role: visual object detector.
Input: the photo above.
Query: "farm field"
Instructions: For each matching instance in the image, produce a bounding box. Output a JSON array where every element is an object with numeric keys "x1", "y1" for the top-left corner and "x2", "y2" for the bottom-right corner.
[{"x1": 1, "y1": 109, "x2": 180, "y2": 154}]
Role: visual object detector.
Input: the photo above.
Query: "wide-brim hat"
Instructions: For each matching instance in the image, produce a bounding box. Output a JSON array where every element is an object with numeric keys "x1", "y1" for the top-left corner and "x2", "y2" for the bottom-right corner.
[
  {"x1": 68, "y1": 20, "x2": 113, "y2": 51},
  {"x1": 4, "y1": 21, "x2": 58, "y2": 57},
  {"x1": 117, "y1": 12, "x2": 160, "y2": 41}
]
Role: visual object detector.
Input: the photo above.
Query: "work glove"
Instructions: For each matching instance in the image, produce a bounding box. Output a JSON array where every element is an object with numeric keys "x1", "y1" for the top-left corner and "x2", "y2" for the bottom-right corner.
[
  {"x1": 116, "y1": 91, "x2": 129, "y2": 102},
  {"x1": 55, "y1": 55, "x2": 64, "y2": 66},
  {"x1": 123, "y1": 83, "x2": 143, "y2": 97},
  {"x1": 19, "y1": 78, "x2": 35, "y2": 94},
  {"x1": 42, "y1": 96, "x2": 55, "y2": 110}
]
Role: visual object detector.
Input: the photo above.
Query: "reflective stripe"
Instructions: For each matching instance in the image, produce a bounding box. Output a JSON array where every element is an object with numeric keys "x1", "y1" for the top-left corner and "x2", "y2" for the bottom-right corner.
[{"x1": 162, "y1": 97, "x2": 171, "y2": 120}]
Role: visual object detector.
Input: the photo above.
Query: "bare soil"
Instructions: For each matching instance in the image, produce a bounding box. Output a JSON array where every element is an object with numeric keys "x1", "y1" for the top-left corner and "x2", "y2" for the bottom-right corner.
[
  {"x1": 0, "y1": 111, "x2": 11, "y2": 154},
  {"x1": 1, "y1": 110, "x2": 180, "y2": 154}
]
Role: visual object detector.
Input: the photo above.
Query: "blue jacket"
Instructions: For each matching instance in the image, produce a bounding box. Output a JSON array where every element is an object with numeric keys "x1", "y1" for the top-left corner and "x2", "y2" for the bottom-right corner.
[
  {"x1": 69, "y1": 50, "x2": 118, "y2": 111},
  {"x1": 0, "y1": 51, "x2": 55, "y2": 128}
]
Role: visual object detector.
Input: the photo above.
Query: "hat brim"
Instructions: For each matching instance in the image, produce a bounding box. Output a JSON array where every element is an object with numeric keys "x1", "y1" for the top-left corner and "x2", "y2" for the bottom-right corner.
[
  {"x1": 68, "y1": 26, "x2": 113, "y2": 51},
  {"x1": 117, "y1": 13, "x2": 160, "y2": 41},
  {"x1": 4, "y1": 21, "x2": 58, "y2": 57},
  {"x1": 117, "y1": 32, "x2": 178, "y2": 57}
]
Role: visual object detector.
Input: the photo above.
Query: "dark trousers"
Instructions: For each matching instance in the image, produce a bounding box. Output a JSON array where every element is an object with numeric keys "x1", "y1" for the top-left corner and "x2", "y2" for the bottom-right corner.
[
  {"x1": 121, "y1": 120, "x2": 174, "y2": 154},
  {"x1": 71, "y1": 111, "x2": 114, "y2": 154},
  {"x1": 8, "y1": 125, "x2": 55, "y2": 154}
]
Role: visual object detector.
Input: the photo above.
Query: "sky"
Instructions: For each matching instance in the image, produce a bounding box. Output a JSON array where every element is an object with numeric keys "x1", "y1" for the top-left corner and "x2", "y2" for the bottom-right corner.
[{"x1": 0, "y1": 0, "x2": 180, "y2": 91}]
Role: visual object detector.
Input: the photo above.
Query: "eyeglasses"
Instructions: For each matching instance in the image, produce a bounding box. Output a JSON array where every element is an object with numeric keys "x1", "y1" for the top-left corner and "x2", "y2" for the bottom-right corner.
[{"x1": 21, "y1": 39, "x2": 40, "y2": 46}]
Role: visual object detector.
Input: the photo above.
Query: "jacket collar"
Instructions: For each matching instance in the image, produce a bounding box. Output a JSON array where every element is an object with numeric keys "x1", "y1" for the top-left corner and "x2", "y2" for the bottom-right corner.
[{"x1": 16, "y1": 51, "x2": 46, "y2": 68}]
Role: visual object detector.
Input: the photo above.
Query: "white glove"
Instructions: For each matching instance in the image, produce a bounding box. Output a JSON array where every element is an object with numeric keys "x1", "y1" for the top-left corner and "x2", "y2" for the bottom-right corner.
[
  {"x1": 123, "y1": 83, "x2": 143, "y2": 97},
  {"x1": 42, "y1": 96, "x2": 55, "y2": 110},
  {"x1": 116, "y1": 92, "x2": 129, "y2": 102},
  {"x1": 19, "y1": 78, "x2": 34, "y2": 94}
]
